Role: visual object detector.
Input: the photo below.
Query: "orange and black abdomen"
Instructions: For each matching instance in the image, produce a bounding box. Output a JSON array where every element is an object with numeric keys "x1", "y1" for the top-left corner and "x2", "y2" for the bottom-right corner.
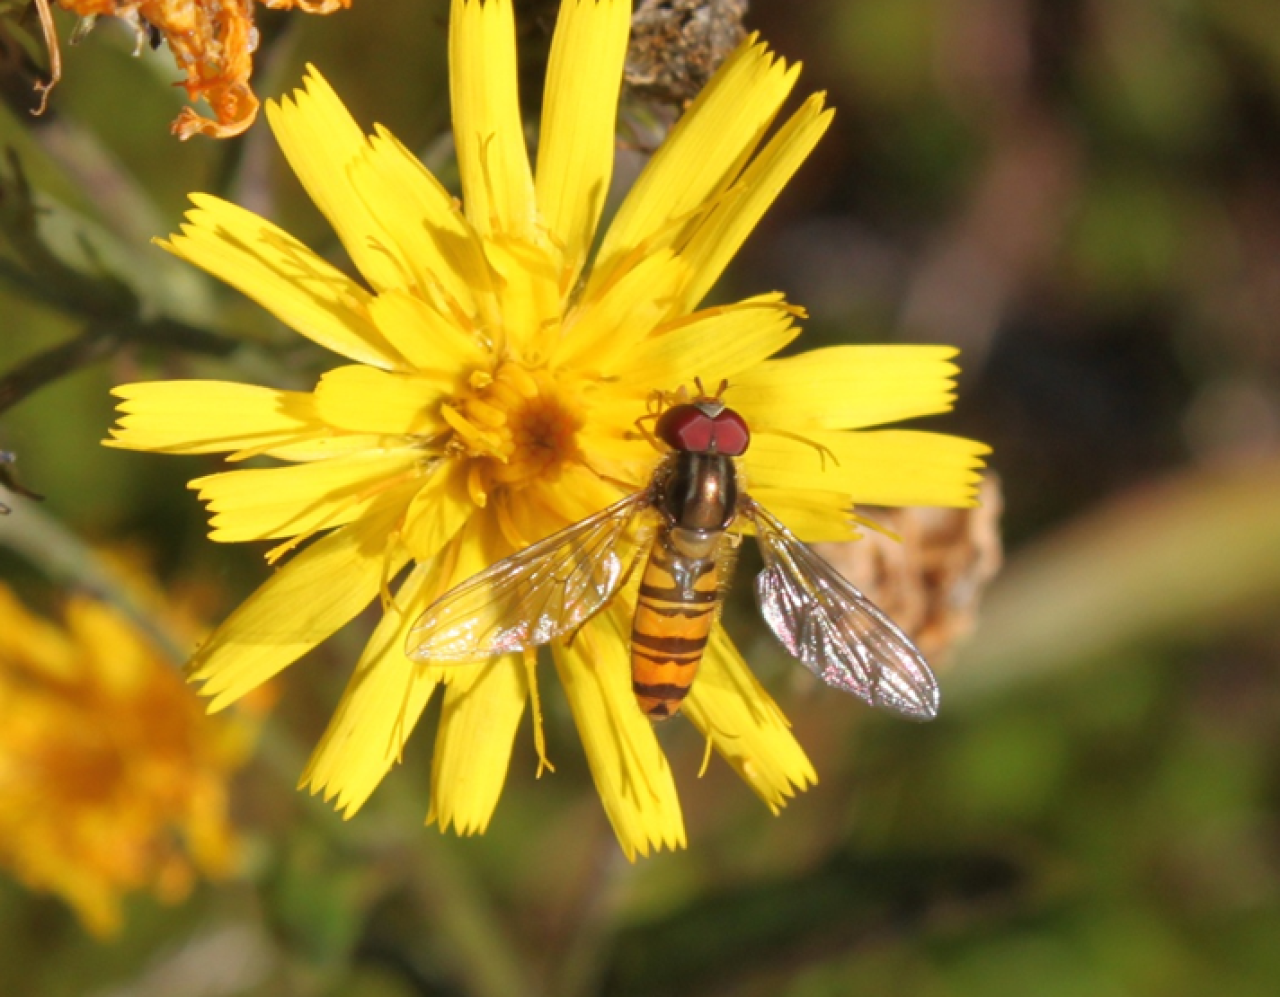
[{"x1": 631, "y1": 530, "x2": 720, "y2": 720}]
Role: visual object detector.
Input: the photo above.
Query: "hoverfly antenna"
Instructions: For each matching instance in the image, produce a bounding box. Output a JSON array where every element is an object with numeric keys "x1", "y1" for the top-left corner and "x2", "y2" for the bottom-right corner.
[{"x1": 691, "y1": 377, "x2": 730, "y2": 401}]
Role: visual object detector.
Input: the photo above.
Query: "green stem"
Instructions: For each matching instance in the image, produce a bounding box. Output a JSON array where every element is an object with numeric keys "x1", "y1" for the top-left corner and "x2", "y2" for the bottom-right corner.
[
  {"x1": 252, "y1": 697, "x2": 541, "y2": 997},
  {"x1": 0, "y1": 316, "x2": 240, "y2": 417},
  {"x1": 553, "y1": 840, "x2": 635, "y2": 997},
  {"x1": 403, "y1": 833, "x2": 542, "y2": 997},
  {"x1": 0, "y1": 495, "x2": 189, "y2": 662}
]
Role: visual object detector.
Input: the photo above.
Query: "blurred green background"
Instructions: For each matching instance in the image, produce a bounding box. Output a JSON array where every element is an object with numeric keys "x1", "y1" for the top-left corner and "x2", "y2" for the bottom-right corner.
[{"x1": 5, "y1": 0, "x2": 1280, "y2": 994}]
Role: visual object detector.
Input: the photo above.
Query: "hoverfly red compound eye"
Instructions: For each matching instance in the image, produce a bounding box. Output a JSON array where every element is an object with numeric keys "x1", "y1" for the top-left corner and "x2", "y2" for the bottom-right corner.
[
  {"x1": 710, "y1": 408, "x2": 750, "y2": 456},
  {"x1": 656, "y1": 404, "x2": 713, "y2": 452},
  {"x1": 655, "y1": 403, "x2": 751, "y2": 455}
]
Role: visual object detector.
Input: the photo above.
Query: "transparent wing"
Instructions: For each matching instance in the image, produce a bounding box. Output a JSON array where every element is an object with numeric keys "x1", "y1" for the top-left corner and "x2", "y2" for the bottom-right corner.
[
  {"x1": 408, "y1": 492, "x2": 649, "y2": 662},
  {"x1": 744, "y1": 497, "x2": 939, "y2": 720}
]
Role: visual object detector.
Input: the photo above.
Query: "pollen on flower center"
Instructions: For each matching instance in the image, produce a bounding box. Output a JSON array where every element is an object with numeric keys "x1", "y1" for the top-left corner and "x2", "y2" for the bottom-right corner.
[{"x1": 443, "y1": 361, "x2": 585, "y2": 500}]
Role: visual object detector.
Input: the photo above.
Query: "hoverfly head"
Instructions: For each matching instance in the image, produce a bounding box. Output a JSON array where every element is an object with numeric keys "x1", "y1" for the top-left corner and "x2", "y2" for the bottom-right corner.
[{"x1": 655, "y1": 391, "x2": 751, "y2": 456}]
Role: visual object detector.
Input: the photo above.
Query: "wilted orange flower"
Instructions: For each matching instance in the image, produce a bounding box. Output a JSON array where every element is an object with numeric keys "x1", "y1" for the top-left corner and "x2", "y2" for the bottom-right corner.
[
  {"x1": 0, "y1": 575, "x2": 252, "y2": 935},
  {"x1": 52, "y1": 0, "x2": 351, "y2": 138}
]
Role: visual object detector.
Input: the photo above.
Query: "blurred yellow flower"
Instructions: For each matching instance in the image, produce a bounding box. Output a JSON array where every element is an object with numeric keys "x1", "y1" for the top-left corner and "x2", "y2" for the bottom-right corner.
[
  {"x1": 107, "y1": 0, "x2": 986, "y2": 858},
  {"x1": 52, "y1": 0, "x2": 352, "y2": 138},
  {"x1": 0, "y1": 578, "x2": 248, "y2": 936}
]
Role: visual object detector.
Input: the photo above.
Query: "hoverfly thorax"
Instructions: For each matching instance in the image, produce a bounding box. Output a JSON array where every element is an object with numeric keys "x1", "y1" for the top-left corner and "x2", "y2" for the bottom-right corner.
[{"x1": 655, "y1": 453, "x2": 738, "y2": 533}]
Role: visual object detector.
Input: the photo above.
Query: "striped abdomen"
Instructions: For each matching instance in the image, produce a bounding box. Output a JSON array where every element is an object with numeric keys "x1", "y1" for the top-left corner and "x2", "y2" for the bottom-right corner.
[{"x1": 631, "y1": 529, "x2": 722, "y2": 720}]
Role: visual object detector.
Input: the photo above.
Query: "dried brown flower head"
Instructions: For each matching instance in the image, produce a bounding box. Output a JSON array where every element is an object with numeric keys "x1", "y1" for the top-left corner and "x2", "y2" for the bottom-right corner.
[
  {"x1": 625, "y1": 0, "x2": 747, "y2": 107},
  {"x1": 815, "y1": 476, "x2": 1004, "y2": 665}
]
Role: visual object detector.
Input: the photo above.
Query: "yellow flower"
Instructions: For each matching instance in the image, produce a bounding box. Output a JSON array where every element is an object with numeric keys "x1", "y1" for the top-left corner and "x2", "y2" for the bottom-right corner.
[
  {"x1": 0, "y1": 578, "x2": 246, "y2": 936},
  {"x1": 106, "y1": 0, "x2": 987, "y2": 858}
]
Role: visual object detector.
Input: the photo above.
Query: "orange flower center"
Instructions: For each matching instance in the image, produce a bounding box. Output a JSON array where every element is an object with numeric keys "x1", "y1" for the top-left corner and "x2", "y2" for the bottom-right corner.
[{"x1": 443, "y1": 361, "x2": 585, "y2": 505}]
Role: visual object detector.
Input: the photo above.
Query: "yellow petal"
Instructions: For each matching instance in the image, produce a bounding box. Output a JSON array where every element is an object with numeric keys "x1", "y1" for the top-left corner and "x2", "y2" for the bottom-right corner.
[
  {"x1": 368, "y1": 289, "x2": 489, "y2": 379},
  {"x1": 265, "y1": 67, "x2": 411, "y2": 293},
  {"x1": 427, "y1": 654, "x2": 528, "y2": 835},
  {"x1": 188, "y1": 499, "x2": 410, "y2": 711},
  {"x1": 524, "y1": 463, "x2": 634, "y2": 539},
  {"x1": 261, "y1": 433, "x2": 409, "y2": 463},
  {"x1": 67, "y1": 598, "x2": 152, "y2": 694},
  {"x1": 683, "y1": 628, "x2": 817, "y2": 813},
  {"x1": 575, "y1": 422, "x2": 656, "y2": 469},
  {"x1": 746, "y1": 488, "x2": 860, "y2": 543},
  {"x1": 160, "y1": 195, "x2": 398, "y2": 369},
  {"x1": 746, "y1": 429, "x2": 990, "y2": 508},
  {"x1": 314, "y1": 365, "x2": 448, "y2": 436},
  {"x1": 351, "y1": 128, "x2": 497, "y2": 323},
  {"x1": 402, "y1": 460, "x2": 476, "y2": 563},
  {"x1": 107, "y1": 381, "x2": 322, "y2": 455},
  {"x1": 302, "y1": 563, "x2": 442, "y2": 816},
  {"x1": 535, "y1": 0, "x2": 631, "y2": 280},
  {"x1": 731, "y1": 345, "x2": 959, "y2": 431},
  {"x1": 553, "y1": 249, "x2": 689, "y2": 372},
  {"x1": 450, "y1": 0, "x2": 536, "y2": 240},
  {"x1": 613, "y1": 295, "x2": 799, "y2": 392},
  {"x1": 412, "y1": 509, "x2": 525, "y2": 836},
  {"x1": 677, "y1": 93, "x2": 834, "y2": 313},
  {"x1": 484, "y1": 234, "x2": 564, "y2": 357},
  {"x1": 0, "y1": 587, "x2": 74, "y2": 680},
  {"x1": 190, "y1": 454, "x2": 422, "y2": 542},
  {"x1": 553, "y1": 605, "x2": 686, "y2": 859},
  {"x1": 594, "y1": 37, "x2": 799, "y2": 280}
]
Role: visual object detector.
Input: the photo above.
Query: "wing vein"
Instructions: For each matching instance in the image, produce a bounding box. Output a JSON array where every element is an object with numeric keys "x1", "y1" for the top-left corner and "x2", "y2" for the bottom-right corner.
[{"x1": 407, "y1": 491, "x2": 648, "y2": 662}]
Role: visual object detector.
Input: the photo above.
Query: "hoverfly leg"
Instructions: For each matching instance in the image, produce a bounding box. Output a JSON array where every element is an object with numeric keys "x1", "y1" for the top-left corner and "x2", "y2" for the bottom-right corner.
[
  {"x1": 630, "y1": 411, "x2": 663, "y2": 450},
  {"x1": 758, "y1": 428, "x2": 841, "y2": 472},
  {"x1": 627, "y1": 389, "x2": 668, "y2": 445}
]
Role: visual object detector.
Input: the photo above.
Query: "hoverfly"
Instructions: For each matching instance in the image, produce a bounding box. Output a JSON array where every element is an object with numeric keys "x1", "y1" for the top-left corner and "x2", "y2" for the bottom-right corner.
[{"x1": 407, "y1": 385, "x2": 939, "y2": 721}]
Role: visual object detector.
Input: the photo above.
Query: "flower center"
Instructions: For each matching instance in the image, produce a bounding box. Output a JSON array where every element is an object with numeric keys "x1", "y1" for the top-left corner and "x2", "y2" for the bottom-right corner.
[{"x1": 442, "y1": 361, "x2": 585, "y2": 503}]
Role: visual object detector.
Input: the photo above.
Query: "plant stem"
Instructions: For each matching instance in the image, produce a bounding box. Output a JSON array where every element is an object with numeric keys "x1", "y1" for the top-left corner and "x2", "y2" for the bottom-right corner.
[
  {"x1": 404, "y1": 835, "x2": 543, "y2": 997},
  {"x1": 0, "y1": 316, "x2": 241, "y2": 417},
  {"x1": 0, "y1": 494, "x2": 189, "y2": 662},
  {"x1": 553, "y1": 840, "x2": 634, "y2": 997},
  {"x1": 252, "y1": 699, "x2": 542, "y2": 997}
]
